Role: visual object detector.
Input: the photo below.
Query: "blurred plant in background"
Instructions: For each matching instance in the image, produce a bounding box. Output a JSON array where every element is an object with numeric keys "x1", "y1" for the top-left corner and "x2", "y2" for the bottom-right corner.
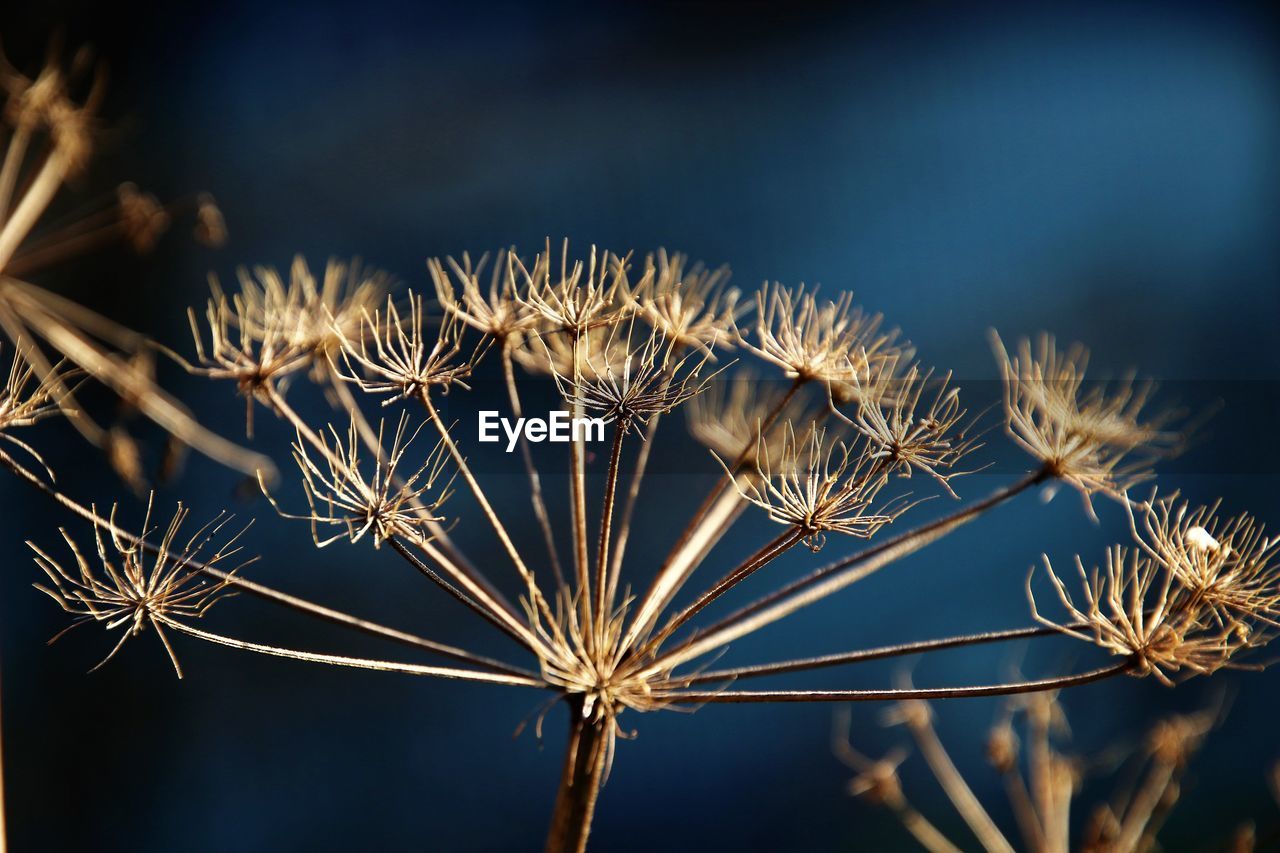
[{"x1": 835, "y1": 693, "x2": 1268, "y2": 852}]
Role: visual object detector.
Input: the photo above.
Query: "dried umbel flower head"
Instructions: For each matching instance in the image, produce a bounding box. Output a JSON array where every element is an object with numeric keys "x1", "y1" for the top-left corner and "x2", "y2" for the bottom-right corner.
[
  {"x1": 726, "y1": 422, "x2": 900, "y2": 551},
  {"x1": 0, "y1": 343, "x2": 69, "y2": 433},
  {"x1": 244, "y1": 256, "x2": 389, "y2": 372},
  {"x1": 838, "y1": 364, "x2": 980, "y2": 498},
  {"x1": 992, "y1": 332, "x2": 1185, "y2": 506},
  {"x1": 512, "y1": 322, "x2": 633, "y2": 381},
  {"x1": 0, "y1": 46, "x2": 268, "y2": 480},
  {"x1": 629, "y1": 249, "x2": 742, "y2": 357},
  {"x1": 552, "y1": 323, "x2": 719, "y2": 433},
  {"x1": 30, "y1": 497, "x2": 248, "y2": 677},
  {"x1": 266, "y1": 414, "x2": 452, "y2": 548},
  {"x1": 336, "y1": 291, "x2": 486, "y2": 403},
  {"x1": 1030, "y1": 542, "x2": 1274, "y2": 686},
  {"x1": 743, "y1": 283, "x2": 910, "y2": 385},
  {"x1": 430, "y1": 250, "x2": 540, "y2": 341},
  {"x1": 685, "y1": 370, "x2": 814, "y2": 465},
  {"x1": 1132, "y1": 497, "x2": 1280, "y2": 627},
  {"x1": 513, "y1": 241, "x2": 632, "y2": 336},
  {"x1": 182, "y1": 274, "x2": 314, "y2": 431}
]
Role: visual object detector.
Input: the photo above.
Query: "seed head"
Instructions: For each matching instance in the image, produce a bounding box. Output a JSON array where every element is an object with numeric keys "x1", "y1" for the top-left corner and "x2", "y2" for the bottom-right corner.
[
  {"x1": 840, "y1": 364, "x2": 981, "y2": 498},
  {"x1": 1030, "y1": 543, "x2": 1273, "y2": 686},
  {"x1": 992, "y1": 332, "x2": 1186, "y2": 507},
  {"x1": 267, "y1": 413, "x2": 452, "y2": 548},
  {"x1": 629, "y1": 249, "x2": 742, "y2": 357},
  {"x1": 726, "y1": 422, "x2": 902, "y2": 551},
  {"x1": 1131, "y1": 497, "x2": 1280, "y2": 628},
  {"x1": 31, "y1": 497, "x2": 248, "y2": 677},
  {"x1": 430, "y1": 250, "x2": 540, "y2": 341},
  {"x1": 743, "y1": 283, "x2": 910, "y2": 385},
  {"x1": 552, "y1": 322, "x2": 719, "y2": 432},
  {"x1": 512, "y1": 240, "x2": 632, "y2": 336},
  {"x1": 337, "y1": 291, "x2": 486, "y2": 403}
]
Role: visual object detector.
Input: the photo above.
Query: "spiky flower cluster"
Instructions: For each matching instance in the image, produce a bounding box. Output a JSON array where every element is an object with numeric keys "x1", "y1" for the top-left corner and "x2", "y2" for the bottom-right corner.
[
  {"x1": 337, "y1": 291, "x2": 485, "y2": 403},
  {"x1": 726, "y1": 423, "x2": 901, "y2": 551},
  {"x1": 744, "y1": 283, "x2": 910, "y2": 386},
  {"x1": 268, "y1": 414, "x2": 452, "y2": 548},
  {"x1": 1031, "y1": 498, "x2": 1278, "y2": 686},
  {"x1": 17, "y1": 230, "x2": 1274, "y2": 853},
  {"x1": 553, "y1": 322, "x2": 718, "y2": 433},
  {"x1": 993, "y1": 332, "x2": 1185, "y2": 506},
  {"x1": 31, "y1": 498, "x2": 246, "y2": 677}
]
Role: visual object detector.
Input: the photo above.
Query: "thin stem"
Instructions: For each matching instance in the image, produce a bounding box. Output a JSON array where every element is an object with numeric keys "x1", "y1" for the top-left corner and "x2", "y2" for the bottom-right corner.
[
  {"x1": 545, "y1": 706, "x2": 609, "y2": 853},
  {"x1": 1114, "y1": 756, "x2": 1177, "y2": 852},
  {"x1": 905, "y1": 705, "x2": 1015, "y2": 853},
  {"x1": 607, "y1": 409, "x2": 659, "y2": 598},
  {"x1": 659, "y1": 658, "x2": 1135, "y2": 703},
  {"x1": 593, "y1": 423, "x2": 626, "y2": 642},
  {"x1": 652, "y1": 527, "x2": 805, "y2": 648},
  {"x1": 502, "y1": 342, "x2": 565, "y2": 587},
  {"x1": 658, "y1": 465, "x2": 1052, "y2": 672},
  {"x1": 683, "y1": 623, "x2": 1085, "y2": 685},
  {"x1": 417, "y1": 389, "x2": 561, "y2": 644},
  {"x1": 161, "y1": 619, "x2": 546, "y2": 687},
  {"x1": 1, "y1": 448, "x2": 527, "y2": 674},
  {"x1": 647, "y1": 377, "x2": 801, "y2": 583}
]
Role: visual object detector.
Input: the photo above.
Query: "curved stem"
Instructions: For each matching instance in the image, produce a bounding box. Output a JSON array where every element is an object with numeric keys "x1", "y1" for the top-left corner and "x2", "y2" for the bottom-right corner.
[
  {"x1": 161, "y1": 618, "x2": 547, "y2": 687},
  {"x1": 660, "y1": 658, "x2": 1134, "y2": 703}
]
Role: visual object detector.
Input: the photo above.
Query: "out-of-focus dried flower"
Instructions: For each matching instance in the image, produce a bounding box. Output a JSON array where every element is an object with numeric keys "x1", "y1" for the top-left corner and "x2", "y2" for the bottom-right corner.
[
  {"x1": 743, "y1": 283, "x2": 909, "y2": 385},
  {"x1": 992, "y1": 332, "x2": 1186, "y2": 507},
  {"x1": 630, "y1": 249, "x2": 742, "y2": 357},
  {"x1": 686, "y1": 371, "x2": 814, "y2": 465}
]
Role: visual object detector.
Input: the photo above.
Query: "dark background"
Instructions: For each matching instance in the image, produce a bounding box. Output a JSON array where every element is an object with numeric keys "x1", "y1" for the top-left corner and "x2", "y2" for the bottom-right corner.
[{"x1": 2, "y1": 1, "x2": 1278, "y2": 850}]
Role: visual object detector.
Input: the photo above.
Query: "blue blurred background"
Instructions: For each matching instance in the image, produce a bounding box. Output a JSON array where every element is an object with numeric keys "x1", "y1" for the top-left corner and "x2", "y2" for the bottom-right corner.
[{"x1": 2, "y1": 1, "x2": 1278, "y2": 850}]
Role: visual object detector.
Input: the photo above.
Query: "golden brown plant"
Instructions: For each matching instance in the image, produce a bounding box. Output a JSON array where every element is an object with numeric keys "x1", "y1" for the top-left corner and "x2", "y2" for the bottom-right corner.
[
  {"x1": 14, "y1": 238, "x2": 1274, "y2": 853},
  {"x1": 0, "y1": 45, "x2": 267, "y2": 481},
  {"x1": 31, "y1": 497, "x2": 247, "y2": 677},
  {"x1": 838, "y1": 693, "x2": 1232, "y2": 853},
  {"x1": 992, "y1": 332, "x2": 1186, "y2": 512}
]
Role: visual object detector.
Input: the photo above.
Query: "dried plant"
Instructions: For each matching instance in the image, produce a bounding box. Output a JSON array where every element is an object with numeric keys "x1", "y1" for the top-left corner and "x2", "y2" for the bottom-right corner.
[
  {"x1": 836, "y1": 692, "x2": 1256, "y2": 853},
  {"x1": 9, "y1": 221, "x2": 1275, "y2": 853},
  {"x1": 0, "y1": 44, "x2": 267, "y2": 482}
]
